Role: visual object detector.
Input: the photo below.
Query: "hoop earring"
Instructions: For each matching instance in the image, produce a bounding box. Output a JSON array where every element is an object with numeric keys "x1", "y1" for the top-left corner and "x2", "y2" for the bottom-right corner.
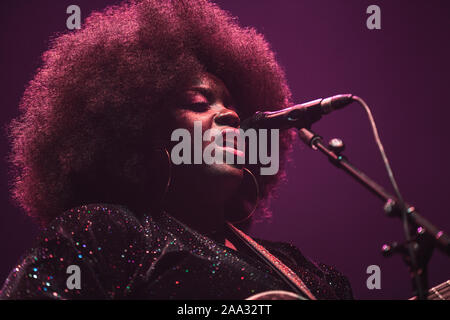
[
  {"x1": 148, "y1": 147, "x2": 172, "y2": 215},
  {"x1": 225, "y1": 167, "x2": 259, "y2": 224}
]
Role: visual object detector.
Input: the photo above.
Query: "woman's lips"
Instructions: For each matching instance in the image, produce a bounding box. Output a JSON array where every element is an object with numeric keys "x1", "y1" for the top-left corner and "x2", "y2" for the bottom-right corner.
[
  {"x1": 221, "y1": 146, "x2": 245, "y2": 158},
  {"x1": 219, "y1": 128, "x2": 243, "y2": 148},
  {"x1": 216, "y1": 128, "x2": 245, "y2": 160}
]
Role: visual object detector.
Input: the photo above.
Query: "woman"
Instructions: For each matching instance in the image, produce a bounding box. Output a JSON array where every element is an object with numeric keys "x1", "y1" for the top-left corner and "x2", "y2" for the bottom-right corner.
[{"x1": 1, "y1": 0, "x2": 352, "y2": 299}]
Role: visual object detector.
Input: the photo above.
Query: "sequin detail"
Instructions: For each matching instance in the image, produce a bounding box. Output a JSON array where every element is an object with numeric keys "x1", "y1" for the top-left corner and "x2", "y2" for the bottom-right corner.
[{"x1": 0, "y1": 204, "x2": 353, "y2": 300}]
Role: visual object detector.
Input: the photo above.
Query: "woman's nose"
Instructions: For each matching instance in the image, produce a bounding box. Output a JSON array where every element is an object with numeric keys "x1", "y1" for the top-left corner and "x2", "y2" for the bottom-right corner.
[{"x1": 214, "y1": 107, "x2": 240, "y2": 128}]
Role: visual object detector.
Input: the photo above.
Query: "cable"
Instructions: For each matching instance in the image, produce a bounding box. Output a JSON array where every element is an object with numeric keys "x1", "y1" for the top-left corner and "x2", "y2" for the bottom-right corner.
[{"x1": 351, "y1": 96, "x2": 425, "y2": 299}]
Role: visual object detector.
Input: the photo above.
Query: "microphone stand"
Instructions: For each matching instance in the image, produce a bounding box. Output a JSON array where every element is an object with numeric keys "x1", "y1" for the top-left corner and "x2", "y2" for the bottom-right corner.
[{"x1": 298, "y1": 128, "x2": 450, "y2": 300}]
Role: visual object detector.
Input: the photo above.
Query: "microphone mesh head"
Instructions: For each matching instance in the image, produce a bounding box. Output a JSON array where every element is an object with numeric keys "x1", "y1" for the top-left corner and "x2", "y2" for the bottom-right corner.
[{"x1": 240, "y1": 112, "x2": 265, "y2": 130}]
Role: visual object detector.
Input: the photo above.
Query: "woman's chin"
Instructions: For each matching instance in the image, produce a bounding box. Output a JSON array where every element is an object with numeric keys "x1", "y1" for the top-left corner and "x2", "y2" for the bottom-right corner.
[{"x1": 206, "y1": 162, "x2": 244, "y2": 181}]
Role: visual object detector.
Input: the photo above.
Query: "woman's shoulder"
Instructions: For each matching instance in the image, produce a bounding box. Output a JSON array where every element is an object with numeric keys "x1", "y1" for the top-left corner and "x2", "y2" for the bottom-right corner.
[
  {"x1": 50, "y1": 203, "x2": 144, "y2": 230},
  {"x1": 44, "y1": 203, "x2": 149, "y2": 248},
  {"x1": 35, "y1": 203, "x2": 151, "y2": 254},
  {"x1": 0, "y1": 203, "x2": 150, "y2": 299}
]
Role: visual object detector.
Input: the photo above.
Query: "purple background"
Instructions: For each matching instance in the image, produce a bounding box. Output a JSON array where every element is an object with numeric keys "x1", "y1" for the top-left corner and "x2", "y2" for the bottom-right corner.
[{"x1": 1, "y1": 0, "x2": 449, "y2": 299}]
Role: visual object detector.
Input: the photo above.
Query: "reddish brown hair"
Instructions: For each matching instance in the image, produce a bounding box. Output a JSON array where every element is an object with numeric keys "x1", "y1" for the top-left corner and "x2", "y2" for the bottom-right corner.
[{"x1": 8, "y1": 0, "x2": 295, "y2": 226}]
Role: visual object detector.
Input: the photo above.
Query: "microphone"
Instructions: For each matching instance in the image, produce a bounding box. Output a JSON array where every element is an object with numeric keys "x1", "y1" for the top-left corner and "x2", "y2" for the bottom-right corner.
[{"x1": 240, "y1": 94, "x2": 354, "y2": 130}]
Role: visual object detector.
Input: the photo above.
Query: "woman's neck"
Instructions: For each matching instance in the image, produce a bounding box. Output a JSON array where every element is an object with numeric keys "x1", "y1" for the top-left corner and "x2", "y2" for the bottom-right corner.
[{"x1": 166, "y1": 198, "x2": 228, "y2": 242}]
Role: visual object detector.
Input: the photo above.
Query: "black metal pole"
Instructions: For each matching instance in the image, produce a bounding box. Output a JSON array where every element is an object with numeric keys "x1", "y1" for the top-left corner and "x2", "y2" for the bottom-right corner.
[{"x1": 298, "y1": 128, "x2": 450, "y2": 299}]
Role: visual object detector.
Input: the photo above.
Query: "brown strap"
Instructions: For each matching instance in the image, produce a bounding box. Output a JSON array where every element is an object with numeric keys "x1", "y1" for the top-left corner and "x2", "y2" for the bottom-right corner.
[{"x1": 227, "y1": 223, "x2": 317, "y2": 300}]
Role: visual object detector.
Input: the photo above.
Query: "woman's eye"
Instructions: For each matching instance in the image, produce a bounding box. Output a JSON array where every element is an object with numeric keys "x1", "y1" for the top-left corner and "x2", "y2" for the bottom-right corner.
[{"x1": 185, "y1": 102, "x2": 210, "y2": 112}]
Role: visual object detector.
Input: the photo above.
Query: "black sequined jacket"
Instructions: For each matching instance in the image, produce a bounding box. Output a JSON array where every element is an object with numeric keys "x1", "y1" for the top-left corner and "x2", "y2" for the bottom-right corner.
[{"x1": 0, "y1": 204, "x2": 353, "y2": 299}]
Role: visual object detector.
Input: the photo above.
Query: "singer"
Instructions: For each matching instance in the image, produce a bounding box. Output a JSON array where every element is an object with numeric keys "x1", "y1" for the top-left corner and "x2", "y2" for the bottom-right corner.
[{"x1": 0, "y1": 0, "x2": 352, "y2": 300}]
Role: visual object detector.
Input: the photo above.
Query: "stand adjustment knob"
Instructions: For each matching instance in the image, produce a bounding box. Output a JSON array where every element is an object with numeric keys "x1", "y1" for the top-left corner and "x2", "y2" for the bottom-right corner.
[{"x1": 328, "y1": 138, "x2": 345, "y2": 154}]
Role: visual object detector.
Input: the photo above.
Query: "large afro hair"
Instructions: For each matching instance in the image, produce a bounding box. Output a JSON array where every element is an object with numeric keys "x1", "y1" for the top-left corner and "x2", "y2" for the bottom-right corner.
[{"x1": 8, "y1": 0, "x2": 296, "y2": 227}]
